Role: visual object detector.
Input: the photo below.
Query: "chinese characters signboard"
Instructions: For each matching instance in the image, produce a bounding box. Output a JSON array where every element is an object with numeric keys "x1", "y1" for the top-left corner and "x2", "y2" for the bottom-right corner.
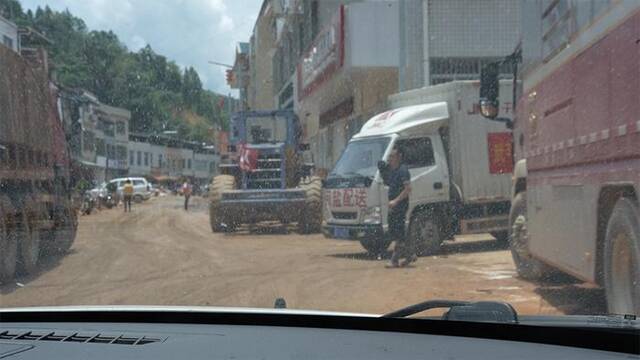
[{"x1": 487, "y1": 132, "x2": 514, "y2": 174}]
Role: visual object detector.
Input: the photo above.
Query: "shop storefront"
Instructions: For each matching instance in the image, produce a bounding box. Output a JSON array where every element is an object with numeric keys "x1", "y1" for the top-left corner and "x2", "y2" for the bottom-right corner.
[{"x1": 294, "y1": 2, "x2": 400, "y2": 176}]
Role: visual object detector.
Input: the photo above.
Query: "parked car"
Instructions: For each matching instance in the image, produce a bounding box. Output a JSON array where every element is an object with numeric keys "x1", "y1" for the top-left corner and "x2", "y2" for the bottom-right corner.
[{"x1": 109, "y1": 177, "x2": 153, "y2": 203}]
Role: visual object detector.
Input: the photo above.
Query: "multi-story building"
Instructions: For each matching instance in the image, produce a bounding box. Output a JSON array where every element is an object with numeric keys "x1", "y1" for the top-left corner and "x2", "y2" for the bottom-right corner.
[
  {"x1": 0, "y1": 14, "x2": 19, "y2": 52},
  {"x1": 243, "y1": 0, "x2": 520, "y2": 175},
  {"x1": 229, "y1": 43, "x2": 250, "y2": 111},
  {"x1": 129, "y1": 134, "x2": 219, "y2": 185},
  {"x1": 399, "y1": 0, "x2": 521, "y2": 90},
  {"x1": 59, "y1": 90, "x2": 130, "y2": 184}
]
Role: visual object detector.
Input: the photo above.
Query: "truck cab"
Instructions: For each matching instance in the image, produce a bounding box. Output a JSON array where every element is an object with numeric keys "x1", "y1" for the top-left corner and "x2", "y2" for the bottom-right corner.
[
  {"x1": 323, "y1": 81, "x2": 513, "y2": 255},
  {"x1": 323, "y1": 104, "x2": 452, "y2": 254}
]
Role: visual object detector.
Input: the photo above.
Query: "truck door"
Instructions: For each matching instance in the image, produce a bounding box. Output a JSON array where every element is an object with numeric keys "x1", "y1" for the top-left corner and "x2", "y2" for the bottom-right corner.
[{"x1": 393, "y1": 136, "x2": 449, "y2": 212}]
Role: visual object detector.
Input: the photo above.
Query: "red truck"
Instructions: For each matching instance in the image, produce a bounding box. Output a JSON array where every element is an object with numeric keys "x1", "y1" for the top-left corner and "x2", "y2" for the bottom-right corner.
[
  {"x1": 0, "y1": 44, "x2": 78, "y2": 282},
  {"x1": 480, "y1": 1, "x2": 639, "y2": 315}
]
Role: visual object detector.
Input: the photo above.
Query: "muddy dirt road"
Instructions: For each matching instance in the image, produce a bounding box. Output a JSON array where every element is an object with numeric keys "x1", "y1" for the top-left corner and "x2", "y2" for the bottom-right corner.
[{"x1": 0, "y1": 196, "x2": 605, "y2": 315}]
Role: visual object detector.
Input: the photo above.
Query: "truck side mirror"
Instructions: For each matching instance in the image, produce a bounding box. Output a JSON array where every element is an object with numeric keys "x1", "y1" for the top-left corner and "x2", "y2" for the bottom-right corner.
[
  {"x1": 480, "y1": 62, "x2": 500, "y2": 120},
  {"x1": 298, "y1": 143, "x2": 310, "y2": 151}
]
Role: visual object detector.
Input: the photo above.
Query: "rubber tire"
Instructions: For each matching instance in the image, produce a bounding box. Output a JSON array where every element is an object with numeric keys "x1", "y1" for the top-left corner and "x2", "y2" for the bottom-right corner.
[
  {"x1": 50, "y1": 206, "x2": 78, "y2": 254},
  {"x1": 359, "y1": 237, "x2": 392, "y2": 256},
  {"x1": 133, "y1": 194, "x2": 143, "y2": 203},
  {"x1": 16, "y1": 199, "x2": 43, "y2": 275},
  {"x1": 509, "y1": 192, "x2": 554, "y2": 280},
  {"x1": 209, "y1": 175, "x2": 236, "y2": 233},
  {"x1": 297, "y1": 176, "x2": 322, "y2": 234},
  {"x1": 603, "y1": 197, "x2": 640, "y2": 315},
  {"x1": 410, "y1": 210, "x2": 442, "y2": 256},
  {"x1": 0, "y1": 197, "x2": 17, "y2": 283}
]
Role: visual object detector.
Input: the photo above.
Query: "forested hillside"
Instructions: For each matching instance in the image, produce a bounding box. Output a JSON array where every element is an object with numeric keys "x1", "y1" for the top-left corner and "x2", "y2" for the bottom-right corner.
[{"x1": 1, "y1": 0, "x2": 230, "y2": 142}]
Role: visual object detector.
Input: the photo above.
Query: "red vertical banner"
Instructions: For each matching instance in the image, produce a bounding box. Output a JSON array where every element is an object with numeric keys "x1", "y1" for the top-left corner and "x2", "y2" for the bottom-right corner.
[{"x1": 487, "y1": 132, "x2": 514, "y2": 174}]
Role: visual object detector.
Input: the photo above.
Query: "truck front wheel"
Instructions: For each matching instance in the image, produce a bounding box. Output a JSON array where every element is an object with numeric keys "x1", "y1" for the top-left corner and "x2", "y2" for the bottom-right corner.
[
  {"x1": 410, "y1": 210, "x2": 442, "y2": 256},
  {"x1": 359, "y1": 237, "x2": 391, "y2": 256},
  {"x1": 297, "y1": 176, "x2": 322, "y2": 234},
  {"x1": 16, "y1": 199, "x2": 44, "y2": 275},
  {"x1": 604, "y1": 197, "x2": 640, "y2": 315},
  {"x1": 509, "y1": 192, "x2": 553, "y2": 280},
  {"x1": 209, "y1": 175, "x2": 236, "y2": 233}
]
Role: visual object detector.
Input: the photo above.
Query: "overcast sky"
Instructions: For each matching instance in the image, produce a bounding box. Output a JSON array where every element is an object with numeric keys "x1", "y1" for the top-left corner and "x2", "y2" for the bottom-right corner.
[{"x1": 21, "y1": 0, "x2": 263, "y2": 95}]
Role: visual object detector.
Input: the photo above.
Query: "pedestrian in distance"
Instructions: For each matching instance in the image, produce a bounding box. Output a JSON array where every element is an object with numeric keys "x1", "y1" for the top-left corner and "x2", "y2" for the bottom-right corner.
[
  {"x1": 182, "y1": 179, "x2": 193, "y2": 211},
  {"x1": 378, "y1": 147, "x2": 416, "y2": 268},
  {"x1": 123, "y1": 179, "x2": 134, "y2": 212}
]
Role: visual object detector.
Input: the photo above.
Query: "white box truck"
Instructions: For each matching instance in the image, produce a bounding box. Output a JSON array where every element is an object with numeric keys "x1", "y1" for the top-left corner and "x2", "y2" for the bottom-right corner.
[{"x1": 322, "y1": 81, "x2": 514, "y2": 254}]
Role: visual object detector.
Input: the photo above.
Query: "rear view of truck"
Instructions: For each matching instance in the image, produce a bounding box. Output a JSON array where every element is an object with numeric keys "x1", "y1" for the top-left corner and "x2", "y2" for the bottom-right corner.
[
  {"x1": 0, "y1": 45, "x2": 77, "y2": 282},
  {"x1": 323, "y1": 81, "x2": 513, "y2": 255}
]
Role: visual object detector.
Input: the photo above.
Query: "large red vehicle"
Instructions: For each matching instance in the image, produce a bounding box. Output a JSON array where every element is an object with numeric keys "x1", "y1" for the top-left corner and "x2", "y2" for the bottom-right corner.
[
  {"x1": 0, "y1": 44, "x2": 78, "y2": 282},
  {"x1": 480, "y1": 1, "x2": 639, "y2": 314}
]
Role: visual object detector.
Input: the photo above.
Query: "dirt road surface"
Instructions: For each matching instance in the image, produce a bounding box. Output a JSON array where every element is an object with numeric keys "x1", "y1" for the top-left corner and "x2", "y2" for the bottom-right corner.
[{"x1": 1, "y1": 195, "x2": 605, "y2": 315}]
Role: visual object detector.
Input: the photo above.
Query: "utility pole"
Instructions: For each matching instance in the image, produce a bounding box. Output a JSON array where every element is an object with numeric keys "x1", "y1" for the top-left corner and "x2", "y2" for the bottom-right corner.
[{"x1": 398, "y1": 0, "x2": 406, "y2": 92}]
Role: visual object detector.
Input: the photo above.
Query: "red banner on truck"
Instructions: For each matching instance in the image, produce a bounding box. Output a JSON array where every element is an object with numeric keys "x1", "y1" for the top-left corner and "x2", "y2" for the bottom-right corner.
[{"x1": 487, "y1": 132, "x2": 513, "y2": 174}]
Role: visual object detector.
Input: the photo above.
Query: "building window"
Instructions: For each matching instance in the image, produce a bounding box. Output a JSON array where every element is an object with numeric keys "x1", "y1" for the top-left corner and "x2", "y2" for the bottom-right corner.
[
  {"x1": 82, "y1": 131, "x2": 95, "y2": 152},
  {"x1": 137, "y1": 151, "x2": 142, "y2": 166},
  {"x1": 116, "y1": 145, "x2": 127, "y2": 161},
  {"x1": 159, "y1": 154, "x2": 163, "y2": 168},
  {"x1": 116, "y1": 121, "x2": 126, "y2": 135},
  {"x1": 2, "y1": 35, "x2": 13, "y2": 49},
  {"x1": 129, "y1": 150, "x2": 134, "y2": 164},
  {"x1": 144, "y1": 152, "x2": 149, "y2": 166},
  {"x1": 95, "y1": 138, "x2": 106, "y2": 156},
  {"x1": 187, "y1": 159, "x2": 192, "y2": 169}
]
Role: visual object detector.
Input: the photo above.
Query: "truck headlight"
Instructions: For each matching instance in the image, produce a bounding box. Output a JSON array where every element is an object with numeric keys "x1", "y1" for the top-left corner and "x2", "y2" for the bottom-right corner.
[{"x1": 362, "y1": 206, "x2": 381, "y2": 224}]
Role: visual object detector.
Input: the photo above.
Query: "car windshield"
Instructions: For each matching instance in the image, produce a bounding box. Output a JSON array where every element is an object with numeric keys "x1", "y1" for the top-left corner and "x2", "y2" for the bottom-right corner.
[
  {"x1": 245, "y1": 116, "x2": 288, "y2": 144},
  {"x1": 330, "y1": 138, "x2": 390, "y2": 179},
  {"x1": 1, "y1": 0, "x2": 638, "y2": 327}
]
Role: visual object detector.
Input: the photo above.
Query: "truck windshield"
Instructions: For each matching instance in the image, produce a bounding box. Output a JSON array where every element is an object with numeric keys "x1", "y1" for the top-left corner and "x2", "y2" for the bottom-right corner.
[
  {"x1": 330, "y1": 137, "x2": 390, "y2": 179},
  {"x1": 245, "y1": 116, "x2": 287, "y2": 144}
]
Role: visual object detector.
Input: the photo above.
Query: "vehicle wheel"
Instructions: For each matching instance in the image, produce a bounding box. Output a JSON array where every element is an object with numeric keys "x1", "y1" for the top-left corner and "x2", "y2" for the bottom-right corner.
[
  {"x1": 209, "y1": 175, "x2": 236, "y2": 233},
  {"x1": 133, "y1": 194, "x2": 143, "y2": 203},
  {"x1": 410, "y1": 209, "x2": 442, "y2": 256},
  {"x1": 359, "y1": 237, "x2": 391, "y2": 256},
  {"x1": 297, "y1": 176, "x2": 322, "y2": 234},
  {"x1": 604, "y1": 197, "x2": 640, "y2": 315},
  {"x1": 50, "y1": 206, "x2": 78, "y2": 254},
  {"x1": 0, "y1": 197, "x2": 17, "y2": 283},
  {"x1": 16, "y1": 199, "x2": 43, "y2": 275},
  {"x1": 509, "y1": 192, "x2": 553, "y2": 280},
  {"x1": 491, "y1": 230, "x2": 509, "y2": 245}
]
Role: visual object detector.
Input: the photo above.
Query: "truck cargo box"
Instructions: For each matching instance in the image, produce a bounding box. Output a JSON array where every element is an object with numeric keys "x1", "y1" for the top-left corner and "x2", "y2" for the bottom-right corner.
[{"x1": 387, "y1": 81, "x2": 514, "y2": 204}]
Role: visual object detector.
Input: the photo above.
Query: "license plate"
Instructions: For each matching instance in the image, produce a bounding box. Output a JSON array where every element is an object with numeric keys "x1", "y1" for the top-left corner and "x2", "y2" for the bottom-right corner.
[{"x1": 334, "y1": 227, "x2": 350, "y2": 239}]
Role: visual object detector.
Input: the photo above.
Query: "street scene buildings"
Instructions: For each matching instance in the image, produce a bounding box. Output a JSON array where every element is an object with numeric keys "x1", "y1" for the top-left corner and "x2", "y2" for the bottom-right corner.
[{"x1": 233, "y1": 0, "x2": 520, "y2": 175}]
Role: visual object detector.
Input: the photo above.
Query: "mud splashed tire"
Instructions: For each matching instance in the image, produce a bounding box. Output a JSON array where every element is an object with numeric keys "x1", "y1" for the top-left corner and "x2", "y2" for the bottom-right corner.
[
  {"x1": 209, "y1": 175, "x2": 236, "y2": 233},
  {"x1": 0, "y1": 197, "x2": 17, "y2": 283},
  {"x1": 604, "y1": 197, "x2": 640, "y2": 315},
  {"x1": 297, "y1": 177, "x2": 322, "y2": 234}
]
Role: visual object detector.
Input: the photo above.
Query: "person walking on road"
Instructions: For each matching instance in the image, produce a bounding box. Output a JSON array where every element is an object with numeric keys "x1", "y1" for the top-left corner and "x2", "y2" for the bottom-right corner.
[
  {"x1": 182, "y1": 180, "x2": 193, "y2": 211},
  {"x1": 123, "y1": 179, "x2": 134, "y2": 212},
  {"x1": 379, "y1": 147, "x2": 415, "y2": 268}
]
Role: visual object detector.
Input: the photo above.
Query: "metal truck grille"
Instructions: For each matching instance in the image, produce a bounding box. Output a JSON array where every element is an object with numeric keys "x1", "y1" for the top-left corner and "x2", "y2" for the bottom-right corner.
[
  {"x1": 247, "y1": 153, "x2": 283, "y2": 189},
  {"x1": 0, "y1": 330, "x2": 164, "y2": 346}
]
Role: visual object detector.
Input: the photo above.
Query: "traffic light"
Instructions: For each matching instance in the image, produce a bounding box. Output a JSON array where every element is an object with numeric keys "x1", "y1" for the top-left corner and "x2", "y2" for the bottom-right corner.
[{"x1": 226, "y1": 69, "x2": 235, "y2": 85}]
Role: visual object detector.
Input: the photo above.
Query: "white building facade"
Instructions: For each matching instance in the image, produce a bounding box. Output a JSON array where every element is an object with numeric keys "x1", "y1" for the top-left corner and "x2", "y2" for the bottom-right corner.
[{"x1": 0, "y1": 15, "x2": 19, "y2": 52}]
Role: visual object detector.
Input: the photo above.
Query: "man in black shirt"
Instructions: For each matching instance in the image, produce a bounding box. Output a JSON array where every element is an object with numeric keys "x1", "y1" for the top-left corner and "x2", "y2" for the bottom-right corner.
[{"x1": 380, "y1": 147, "x2": 415, "y2": 268}]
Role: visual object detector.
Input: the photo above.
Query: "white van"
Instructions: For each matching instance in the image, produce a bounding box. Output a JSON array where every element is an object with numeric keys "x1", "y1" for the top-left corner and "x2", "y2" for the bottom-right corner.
[{"x1": 109, "y1": 177, "x2": 152, "y2": 203}]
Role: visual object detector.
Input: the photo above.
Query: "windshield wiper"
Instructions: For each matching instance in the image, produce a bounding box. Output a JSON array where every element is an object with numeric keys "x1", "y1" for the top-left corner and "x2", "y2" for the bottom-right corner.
[{"x1": 383, "y1": 300, "x2": 518, "y2": 324}]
